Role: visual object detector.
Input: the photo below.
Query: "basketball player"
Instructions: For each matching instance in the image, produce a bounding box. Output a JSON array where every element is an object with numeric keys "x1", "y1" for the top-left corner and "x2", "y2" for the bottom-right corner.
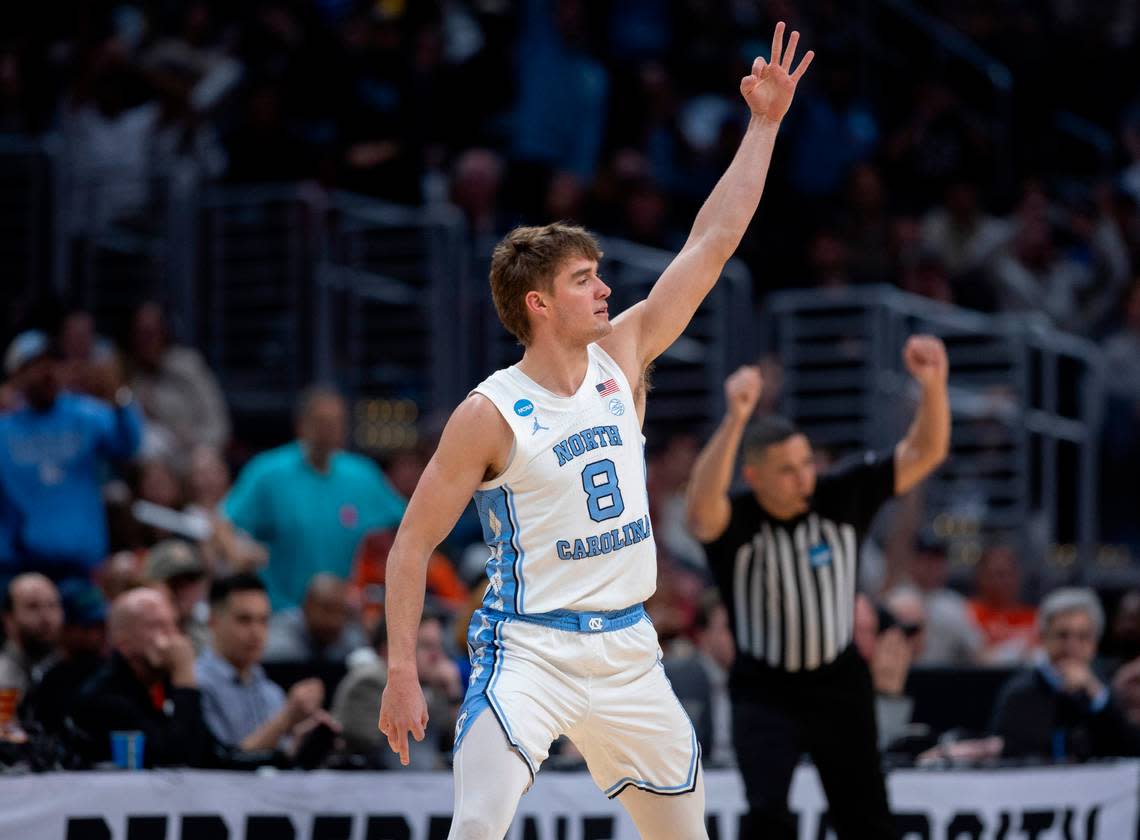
[{"x1": 379, "y1": 23, "x2": 814, "y2": 839}]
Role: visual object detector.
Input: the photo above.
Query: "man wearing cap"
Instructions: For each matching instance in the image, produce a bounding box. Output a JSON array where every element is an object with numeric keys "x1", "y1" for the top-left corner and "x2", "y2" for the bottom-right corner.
[
  {"x1": 145, "y1": 539, "x2": 210, "y2": 654},
  {"x1": 0, "y1": 330, "x2": 142, "y2": 585}
]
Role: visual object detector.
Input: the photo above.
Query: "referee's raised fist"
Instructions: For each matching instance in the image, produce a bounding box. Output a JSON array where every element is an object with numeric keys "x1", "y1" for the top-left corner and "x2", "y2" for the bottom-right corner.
[
  {"x1": 903, "y1": 335, "x2": 949, "y2": 387},
  {"x1": 725, "y1": 365, "x2": 763, "y2": 420}
]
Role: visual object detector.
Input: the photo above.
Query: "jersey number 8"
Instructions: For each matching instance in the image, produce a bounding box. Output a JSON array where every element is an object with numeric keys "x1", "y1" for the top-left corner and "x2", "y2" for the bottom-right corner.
[{"x1": 580, "y1": 459, "x2": 625, "y2": 522}]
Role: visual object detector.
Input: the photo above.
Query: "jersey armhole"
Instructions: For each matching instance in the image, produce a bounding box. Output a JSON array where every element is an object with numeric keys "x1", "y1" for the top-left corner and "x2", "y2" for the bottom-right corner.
[{"x1": 469, "y1": 387, "x2": 522, "y2": 491}]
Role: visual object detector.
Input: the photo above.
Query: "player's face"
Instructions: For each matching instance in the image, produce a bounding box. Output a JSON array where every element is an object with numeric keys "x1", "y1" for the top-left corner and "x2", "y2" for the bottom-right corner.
[
  {"x1": 547, "y1": 257, "x2": 612, "y2": 344},
  {"x1": 743, "y1": 434, "x2": 817, "y2": 520}
]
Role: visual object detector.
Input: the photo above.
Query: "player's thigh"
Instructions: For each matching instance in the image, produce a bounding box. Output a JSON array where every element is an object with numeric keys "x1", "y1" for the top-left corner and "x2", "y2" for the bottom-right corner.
[
  {"x1": 457, "y1": 614, "x2": 585, "y2": 775},
  {"x1": 617, "y1": 776, "x2": 709, "y2": 840},
  {"x1": 573, "y1": 624, "x2": 700, "y2": 798},
  {"x1": 450, "y1": 711, "x2": 532, "y2": 840}
]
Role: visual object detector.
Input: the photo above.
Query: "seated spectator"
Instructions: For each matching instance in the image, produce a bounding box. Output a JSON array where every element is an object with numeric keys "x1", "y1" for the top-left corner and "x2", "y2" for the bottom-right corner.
[
  {"x1": 265, "y1": 575, "x2": 365, "y2": 665},
  {"x1": 197, "y1": 574, "x2": 336, "y2": 753},
  {"x1": 26, "y1": 580, "x2": 107, "y2": 735},
  {"x1": 884, "y1": 582, "x2": 927, "y2": 641},
  {"x1": 990, "y1": 588, "x2": 1140, "y2": 761},
  {"x1": 664, "y1": 593, "x2": 736, "y2": 767},
  {"x1": 331, "y1": 610, "x2": 461, "y2": 769},
  {"x1": 1103, "y1": 588, "x2": 1140, "y2": 667},
  {"x1": 55, "y1": 307, "x2": 119, "y2": 398},
  {"x1": 0, "y1": 574, "x2": 63, "y2": 715},
  {"x1": 126, "y1": 301, "x2": 231, "y2": 458},
  {"x1": 97, "y1": 551, "x2": 146, "y2": 602},
  {"x1": 223, "y1": 385, "x2": 405, "y2": 610},
  {"x1": 967, "y1": 545, "x2": 1038, "y2": 665},
  {"x1": 352, "y1": 529, "x2": 467, "y2": 630},
  {"x1": 71, "y1": 587, "x2": 218, "y2": 768},
  {"x1": 0, "y1": 331, "x2": 142, "y2": 584},
  {"x1": 1113, "y1": 656, "x2": 1140, "y2": 728},
  {"x1": 906, "y1": 537, "x2": 982, "y2": 666},
  {"x1": 852, "y1": 593, "x2": 918, "y2": 750},
  {"x1": 185, "y1": 444, "x2": 267, "y2": 576},
  {"x1": 145, "y1": 540, "x2": 210, "y2": 655}
]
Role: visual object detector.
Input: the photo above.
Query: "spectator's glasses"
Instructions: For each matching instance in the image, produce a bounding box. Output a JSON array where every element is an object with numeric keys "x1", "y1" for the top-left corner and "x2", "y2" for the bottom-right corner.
[{"x1": 1046, "y1": 628, "x2": 1095, "y2": 643}]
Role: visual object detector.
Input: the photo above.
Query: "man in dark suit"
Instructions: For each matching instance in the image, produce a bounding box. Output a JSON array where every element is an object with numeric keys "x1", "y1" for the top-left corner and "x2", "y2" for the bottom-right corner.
[{"x1": 991, "y1": 587, "x2": 1140, "y2": 761}]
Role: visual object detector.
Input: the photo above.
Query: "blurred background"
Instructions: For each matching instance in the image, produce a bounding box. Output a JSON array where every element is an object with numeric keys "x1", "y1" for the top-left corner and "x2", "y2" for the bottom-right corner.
[{"x1": 2, "y1": 0, "x2": 1140, "y2": 787}]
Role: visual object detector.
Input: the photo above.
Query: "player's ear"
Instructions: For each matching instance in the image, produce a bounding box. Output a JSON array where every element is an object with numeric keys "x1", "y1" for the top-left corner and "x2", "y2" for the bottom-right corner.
[{"x1": 524, "y1": 289, "x2": 547, "y2": 315}]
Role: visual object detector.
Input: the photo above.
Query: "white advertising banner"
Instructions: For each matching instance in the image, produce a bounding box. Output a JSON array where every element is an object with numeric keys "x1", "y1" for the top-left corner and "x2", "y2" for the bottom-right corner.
[{"x1": 1, "y1": 763, "x2": 1136, "y2": 840}]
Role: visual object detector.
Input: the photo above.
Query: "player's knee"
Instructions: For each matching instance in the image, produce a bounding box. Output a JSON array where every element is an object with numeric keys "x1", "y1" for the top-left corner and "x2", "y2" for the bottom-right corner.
[{"x1": 449, "y1": 816, "x2": 499, "y2": 840}]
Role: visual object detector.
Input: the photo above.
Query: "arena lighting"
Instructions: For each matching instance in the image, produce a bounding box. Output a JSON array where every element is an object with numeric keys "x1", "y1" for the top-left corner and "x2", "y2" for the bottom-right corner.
[{"x1": 354, "y1": 398, "x2": 419, "y2": 453}]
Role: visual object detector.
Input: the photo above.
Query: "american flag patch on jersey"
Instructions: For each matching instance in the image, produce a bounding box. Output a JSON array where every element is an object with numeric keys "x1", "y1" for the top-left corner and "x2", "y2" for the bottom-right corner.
[{"x1": 596, "y1": 378, "x2": 619, "y2": 397}]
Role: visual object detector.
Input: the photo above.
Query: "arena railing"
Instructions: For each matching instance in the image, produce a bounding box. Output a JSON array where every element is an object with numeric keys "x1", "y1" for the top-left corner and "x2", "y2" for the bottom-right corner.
[
  {"x1": 0, "y1": 135, "x2": 54, "y2": 324},
  {"x1": 766, "y1": 285, "x2": 1105, "y2": 582},
  {"x1": 316, "y1": 194, "x2": 471, "y2": 420}
]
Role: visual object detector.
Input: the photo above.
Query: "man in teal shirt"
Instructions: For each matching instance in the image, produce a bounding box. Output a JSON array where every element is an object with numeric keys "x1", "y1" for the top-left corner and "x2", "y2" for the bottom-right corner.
[{"x1": 224, "y1": 386, "x2": 405, "y2": 610}]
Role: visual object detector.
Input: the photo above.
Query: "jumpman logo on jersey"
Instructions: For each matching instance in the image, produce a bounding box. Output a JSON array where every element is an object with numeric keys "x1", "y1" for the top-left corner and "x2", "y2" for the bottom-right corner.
[{"x1": 531, "y1": 415, "x2": 550, "y2": 435}]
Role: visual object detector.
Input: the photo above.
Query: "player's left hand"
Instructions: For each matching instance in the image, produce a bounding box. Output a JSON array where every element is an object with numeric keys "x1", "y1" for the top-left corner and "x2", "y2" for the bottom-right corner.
[
  {"x1": 903, "y1": 335, "x2": 949, "y2": 388},
  {"x1": 740, "y1": 22, "x2": 814, "y2": 124}
]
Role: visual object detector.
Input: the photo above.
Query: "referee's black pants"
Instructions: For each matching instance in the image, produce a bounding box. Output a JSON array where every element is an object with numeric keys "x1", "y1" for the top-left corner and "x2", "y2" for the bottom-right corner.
[{"x1": 730, "y1": 645, "x2": 896, "y2": 840}]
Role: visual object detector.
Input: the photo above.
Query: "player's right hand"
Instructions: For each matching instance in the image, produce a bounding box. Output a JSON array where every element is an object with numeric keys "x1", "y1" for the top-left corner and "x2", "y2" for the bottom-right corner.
[
  {"x1": 725, "y1": 365, "x2": 763, "y2": 421},
  {"x1": 378, "y1": 668, "x2": 429, "y2": 766}
]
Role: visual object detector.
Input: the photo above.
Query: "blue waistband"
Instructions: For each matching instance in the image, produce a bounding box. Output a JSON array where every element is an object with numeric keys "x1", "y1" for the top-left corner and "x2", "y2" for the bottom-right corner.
[{"x1": 481, "y1": 603, "x2": 646, "y2": 633}]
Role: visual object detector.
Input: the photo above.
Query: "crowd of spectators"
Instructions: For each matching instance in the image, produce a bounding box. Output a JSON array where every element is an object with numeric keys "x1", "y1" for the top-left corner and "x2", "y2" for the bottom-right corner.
[
  {"x1": 0, "y1": 300, "x2": 1139, "y2": 775},
  {"x1": 2, "y1": 0, "x2": 1140, "y2": 776}
]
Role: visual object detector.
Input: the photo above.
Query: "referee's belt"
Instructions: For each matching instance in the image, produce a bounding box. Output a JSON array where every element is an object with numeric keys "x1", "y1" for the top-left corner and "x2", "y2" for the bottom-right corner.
[{"x1": 481, "y1": 603, "x2": 646, "y2": 633}]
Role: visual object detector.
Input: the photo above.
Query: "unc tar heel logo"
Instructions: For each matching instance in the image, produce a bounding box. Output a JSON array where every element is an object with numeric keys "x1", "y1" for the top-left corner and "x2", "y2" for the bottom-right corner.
[
  {"x1": 514, "y1": 398, "x2": 534, "y2": 417},
  {"x1": 588, "y1": 617, "x2": 604, "y2": 631}
]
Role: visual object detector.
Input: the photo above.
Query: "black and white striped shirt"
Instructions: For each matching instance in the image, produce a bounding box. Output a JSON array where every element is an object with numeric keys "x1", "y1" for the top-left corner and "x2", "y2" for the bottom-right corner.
[{"x1": 702, "y1": 451, "x2": 895, "y2": 674}]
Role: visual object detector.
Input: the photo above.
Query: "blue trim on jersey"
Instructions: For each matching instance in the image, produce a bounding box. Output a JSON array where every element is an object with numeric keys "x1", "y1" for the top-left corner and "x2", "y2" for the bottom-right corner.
[
  {"x1": 472, "y1": 488, "x2": 520, "y2": 614},
  {"x1": 504, "y1": 485, "x2": 525, "y2": 613},
  {"x1": 453, "y1": 611, "x2": 537, "y2": 779},
  {"x1": 481, "y1": 603, "x2": 646, "y2": 634},
  {"x1": 486, "y1": 619, "x2": 538, "y2": 778}
]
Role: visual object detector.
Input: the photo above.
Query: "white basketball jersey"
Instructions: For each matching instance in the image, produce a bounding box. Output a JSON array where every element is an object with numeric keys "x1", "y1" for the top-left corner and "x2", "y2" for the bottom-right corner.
[{"x1": 470, "y1": 343, "x2": 656, "y2": 614}]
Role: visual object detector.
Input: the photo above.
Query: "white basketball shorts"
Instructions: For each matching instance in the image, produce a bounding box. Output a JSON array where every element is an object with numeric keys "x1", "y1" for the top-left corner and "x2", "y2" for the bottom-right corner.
[{"x1": 454, "y1": 604, "x2": 701, "y2": 798}]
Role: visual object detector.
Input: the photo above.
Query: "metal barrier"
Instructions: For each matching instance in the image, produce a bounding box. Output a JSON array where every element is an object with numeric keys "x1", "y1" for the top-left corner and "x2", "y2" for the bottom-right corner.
[
  {"x1": 198, "y1": 182, "x2": 322, "y2": 415},
  {"x1": 767, "y1": 286, "x2": 1104, "y2": 575},
  {"x1": 317, "y1": 195, "x2": 470, "y2": 418},
  {"x1": 0, "y1": 135, "x2": 54, "y2": 327}
]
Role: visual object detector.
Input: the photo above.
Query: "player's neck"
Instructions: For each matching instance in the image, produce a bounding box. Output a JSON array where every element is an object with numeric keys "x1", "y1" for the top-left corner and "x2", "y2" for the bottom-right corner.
[{"x1": 517, "y1": 340, "x2": 590, "y2": 397}]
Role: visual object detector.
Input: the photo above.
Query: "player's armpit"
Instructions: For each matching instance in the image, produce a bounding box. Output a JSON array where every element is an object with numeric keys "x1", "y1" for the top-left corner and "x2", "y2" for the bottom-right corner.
[{"x1": 395, "y1": 394, "x2": 513, "y2": 557}]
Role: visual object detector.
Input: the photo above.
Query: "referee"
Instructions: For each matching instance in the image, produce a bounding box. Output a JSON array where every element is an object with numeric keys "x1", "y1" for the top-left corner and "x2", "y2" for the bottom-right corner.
[{"x1": 686, "y1": 336, "x2": 950, "y2": 839}]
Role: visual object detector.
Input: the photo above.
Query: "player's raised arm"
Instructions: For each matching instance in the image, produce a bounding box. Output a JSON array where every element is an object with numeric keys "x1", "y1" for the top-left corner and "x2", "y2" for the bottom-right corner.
[
  {"x1": 610, "y1": 23, "x2": 813, "y2": 370},
  {"x1": 378, "y1": 394, "x2": 512, "y2": 765}
]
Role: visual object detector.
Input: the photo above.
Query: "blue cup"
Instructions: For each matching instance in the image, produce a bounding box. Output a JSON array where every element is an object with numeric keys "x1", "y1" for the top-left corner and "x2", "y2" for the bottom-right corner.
[{"x1": 110, "y1": 730, "x2": 146, "y2": 770}]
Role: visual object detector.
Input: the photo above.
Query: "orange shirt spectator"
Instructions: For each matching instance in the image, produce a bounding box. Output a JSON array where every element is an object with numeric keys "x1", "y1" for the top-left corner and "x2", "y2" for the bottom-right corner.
[
  {"x1": 968, "y1": 545, "x2": 1038, "y2": 664},
  {"x1": 352, "y1": 530, "x2": 468, "y2": 629}
]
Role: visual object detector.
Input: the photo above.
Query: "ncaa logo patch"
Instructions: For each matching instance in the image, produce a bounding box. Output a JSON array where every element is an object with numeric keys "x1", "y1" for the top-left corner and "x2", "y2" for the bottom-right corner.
[
  {"x1": 608, "y1": 398, "x2": 625, "y2": 416},
  {"x1": 514, "y1": 399, "x2": 535, "y2": 417}
]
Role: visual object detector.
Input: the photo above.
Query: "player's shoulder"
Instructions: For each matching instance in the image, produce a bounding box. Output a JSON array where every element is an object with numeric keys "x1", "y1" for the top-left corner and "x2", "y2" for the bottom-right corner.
[{"x1": 443, "y1": 393, "x2": 513, "y2": 450}]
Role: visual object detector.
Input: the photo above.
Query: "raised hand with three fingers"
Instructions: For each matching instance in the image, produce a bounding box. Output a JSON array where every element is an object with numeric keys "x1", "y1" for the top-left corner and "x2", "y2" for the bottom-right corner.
[{"x1": 740, "y1": 21, "x2": 815, "y2": 124}]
